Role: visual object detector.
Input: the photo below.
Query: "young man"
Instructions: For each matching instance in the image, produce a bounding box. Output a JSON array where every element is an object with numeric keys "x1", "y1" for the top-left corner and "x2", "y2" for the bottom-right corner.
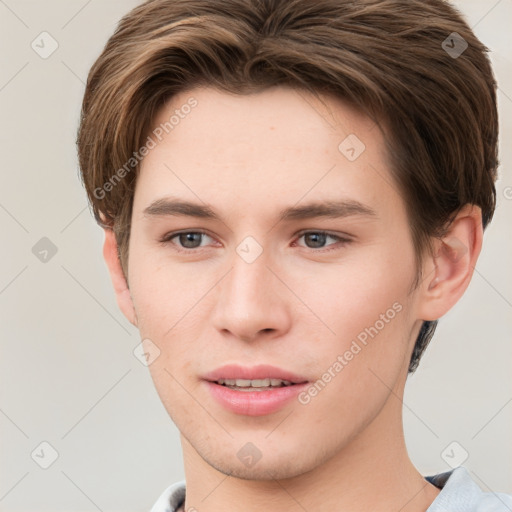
[{"x1": 77, "y1": 0, "x2": 511, "y2": 510}]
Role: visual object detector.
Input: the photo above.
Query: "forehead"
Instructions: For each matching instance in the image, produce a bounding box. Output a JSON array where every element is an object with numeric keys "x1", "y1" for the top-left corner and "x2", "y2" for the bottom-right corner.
[
  {"x1": 134, "y1": 86, "x2": 401, "y2": 223},
  {"x1": 146, "y1": 85, "x2": 379, "y2": 163}
]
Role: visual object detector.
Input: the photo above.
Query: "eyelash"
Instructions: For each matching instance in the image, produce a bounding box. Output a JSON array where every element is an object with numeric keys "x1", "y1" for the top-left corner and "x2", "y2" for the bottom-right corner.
[{"x1": 158, "y1": 230, "x2": 351, "y2": 254}]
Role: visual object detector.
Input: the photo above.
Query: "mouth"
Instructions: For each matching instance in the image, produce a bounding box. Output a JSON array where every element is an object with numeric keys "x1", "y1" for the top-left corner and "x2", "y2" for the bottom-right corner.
[
  {"x1": 201, "y1": 364, "x2": 310, "y2": 415},
  {"x1": 213, "y1": 377, "x2": 299, "y2": 391},
  {"x1": 202, "y1": 363, "x2": 309, "y2": 387}
]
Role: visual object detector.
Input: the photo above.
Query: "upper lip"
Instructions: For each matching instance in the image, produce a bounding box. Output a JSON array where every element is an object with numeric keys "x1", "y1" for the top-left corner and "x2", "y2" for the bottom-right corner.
[{"x1": 203, "y1": 364, "x2": 309, "y2": 384}]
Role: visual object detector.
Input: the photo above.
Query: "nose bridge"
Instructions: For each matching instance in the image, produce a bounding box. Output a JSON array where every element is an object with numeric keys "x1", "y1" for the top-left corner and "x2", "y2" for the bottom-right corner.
[
  {"x1": 211, "y1": 235, "x2": 290, "y2": 340},
  {"x1": 225, "y1": 238, "x2": 275, "y2": 314}
]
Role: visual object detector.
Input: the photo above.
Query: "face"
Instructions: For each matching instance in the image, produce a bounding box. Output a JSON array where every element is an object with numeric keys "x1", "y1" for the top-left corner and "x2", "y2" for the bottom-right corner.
[{"x1": 127, "y1": 86, "x2": 423, "y2": 479}]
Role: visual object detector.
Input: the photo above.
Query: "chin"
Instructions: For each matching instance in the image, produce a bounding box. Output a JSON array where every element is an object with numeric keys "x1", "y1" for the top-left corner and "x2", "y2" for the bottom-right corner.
[{"x1": 189, "y1": 434, "x2": 329, "y2": 482}]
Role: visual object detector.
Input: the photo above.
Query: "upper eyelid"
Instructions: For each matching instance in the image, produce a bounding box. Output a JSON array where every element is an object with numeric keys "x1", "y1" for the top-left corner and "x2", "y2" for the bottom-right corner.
[
  {"x1": 163, "y1": 229, "x2": 213, "y2": 239},
  {"x1": 295, "y1": 229, "x2": 349, "y2": 239}
]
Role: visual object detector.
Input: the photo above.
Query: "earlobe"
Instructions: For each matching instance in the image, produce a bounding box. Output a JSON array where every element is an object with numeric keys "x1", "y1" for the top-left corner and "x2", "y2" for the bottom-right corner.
[
  {"x1": 102, "y1": 228, "x2": 138, "y2": 327},
  {"x1": 418, "y1": 205, "x2": 483, "y2": 321}
]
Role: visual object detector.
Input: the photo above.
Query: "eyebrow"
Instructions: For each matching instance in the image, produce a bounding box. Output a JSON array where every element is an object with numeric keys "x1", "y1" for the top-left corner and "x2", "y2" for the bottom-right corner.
[{"x1": 142, "y1": 197, "x2": 377, "y2": 222}]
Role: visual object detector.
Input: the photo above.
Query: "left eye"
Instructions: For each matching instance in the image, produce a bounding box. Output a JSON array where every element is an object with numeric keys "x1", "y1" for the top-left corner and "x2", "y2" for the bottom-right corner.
[
  {"x1": 295, "y1": 231, "x2": 345, "y2": 250},
  {"x1": 159, "y1": 230, "x2": 348, "y2": 252}
]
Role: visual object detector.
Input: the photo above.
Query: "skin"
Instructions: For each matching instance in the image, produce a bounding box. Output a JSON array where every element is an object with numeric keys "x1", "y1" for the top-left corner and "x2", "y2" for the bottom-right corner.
[{"x1": 103, "y1": 86, "x2": 482, "y2": 511}]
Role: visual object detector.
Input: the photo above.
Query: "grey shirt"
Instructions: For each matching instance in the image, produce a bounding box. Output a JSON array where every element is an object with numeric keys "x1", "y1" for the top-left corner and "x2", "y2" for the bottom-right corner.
[{"x1": 150, "y1": 466, "x2": 512, "y2": 512}]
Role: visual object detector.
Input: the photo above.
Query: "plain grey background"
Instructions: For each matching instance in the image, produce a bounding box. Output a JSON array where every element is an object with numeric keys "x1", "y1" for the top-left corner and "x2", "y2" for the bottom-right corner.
[{"x1": 0, "y1": 0, "x2": 511, "y2": 510}]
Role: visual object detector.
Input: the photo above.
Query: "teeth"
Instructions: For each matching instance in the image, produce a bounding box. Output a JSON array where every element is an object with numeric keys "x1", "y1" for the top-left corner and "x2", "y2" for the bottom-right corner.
[{"x1": 217, "y1": 378, "x2": 293, "y2": 388}]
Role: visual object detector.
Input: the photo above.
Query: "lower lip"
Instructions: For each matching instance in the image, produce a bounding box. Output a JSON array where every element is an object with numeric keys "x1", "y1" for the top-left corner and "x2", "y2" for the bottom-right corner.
[{"x1": 204, "y1": 381, "x2": 309, "y2": 416}]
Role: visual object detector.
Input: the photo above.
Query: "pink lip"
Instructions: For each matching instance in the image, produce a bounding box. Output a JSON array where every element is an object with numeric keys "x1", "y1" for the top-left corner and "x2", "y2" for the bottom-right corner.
[
  {"x1": 203, "y1": 381, "x2": 310, "y2": 416},
  {"x1": 201, "y1": 364, "x2": 310, "y2": 416},
  {"x1": 202, "y1": 364, "x2": 309, "y2": 384}
]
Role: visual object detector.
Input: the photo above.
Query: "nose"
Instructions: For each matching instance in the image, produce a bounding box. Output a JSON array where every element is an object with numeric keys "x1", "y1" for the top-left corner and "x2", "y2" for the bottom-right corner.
[{"x1": 210, "y1": 245, "x2": 292, "y2": 343}]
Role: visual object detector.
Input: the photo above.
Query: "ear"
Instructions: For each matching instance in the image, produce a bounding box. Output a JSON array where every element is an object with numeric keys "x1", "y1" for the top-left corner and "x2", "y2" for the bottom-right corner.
[
  {"x1": 102, "y1": 228, "x2": 138, "y2": 327},
  {"x1": 417, "y1": 204, "x2": 483, "y2": 321}
]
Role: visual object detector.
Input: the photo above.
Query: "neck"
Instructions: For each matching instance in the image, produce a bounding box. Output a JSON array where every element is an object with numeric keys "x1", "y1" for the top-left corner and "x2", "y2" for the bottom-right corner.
[{"x1": 179, "y1": 375, "x2": 440, "y2": 512}]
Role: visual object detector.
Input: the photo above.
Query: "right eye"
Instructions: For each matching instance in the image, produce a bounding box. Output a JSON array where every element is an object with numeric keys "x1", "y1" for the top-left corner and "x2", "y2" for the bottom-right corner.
[{"x1": 159, "y1": 230, "x2": 215, "y2": 252}]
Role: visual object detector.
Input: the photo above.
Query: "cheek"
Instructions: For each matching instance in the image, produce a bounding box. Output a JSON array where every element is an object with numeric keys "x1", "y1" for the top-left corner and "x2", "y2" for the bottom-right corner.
[
  {"x1": 292, "y1": 246, "x2": 414, "y2": 341},
  {"x1": 292, "y1": 244, "x2": 416, "y2": 386},
  {"x1": 130, "y1": 270, "x2": 211, "y2": 344},
  {"x1": 128, "y1": 242, "x2": 183, "y2": 328},
  {"x1": 295, "y1": 289, "x2": 413, "y2": 437}
]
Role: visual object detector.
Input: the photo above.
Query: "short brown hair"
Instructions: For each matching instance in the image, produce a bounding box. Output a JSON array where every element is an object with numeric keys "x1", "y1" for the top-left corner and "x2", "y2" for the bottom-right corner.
[{"x1": 77, "y1": 0, "x2": 498, "y2": 373}]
